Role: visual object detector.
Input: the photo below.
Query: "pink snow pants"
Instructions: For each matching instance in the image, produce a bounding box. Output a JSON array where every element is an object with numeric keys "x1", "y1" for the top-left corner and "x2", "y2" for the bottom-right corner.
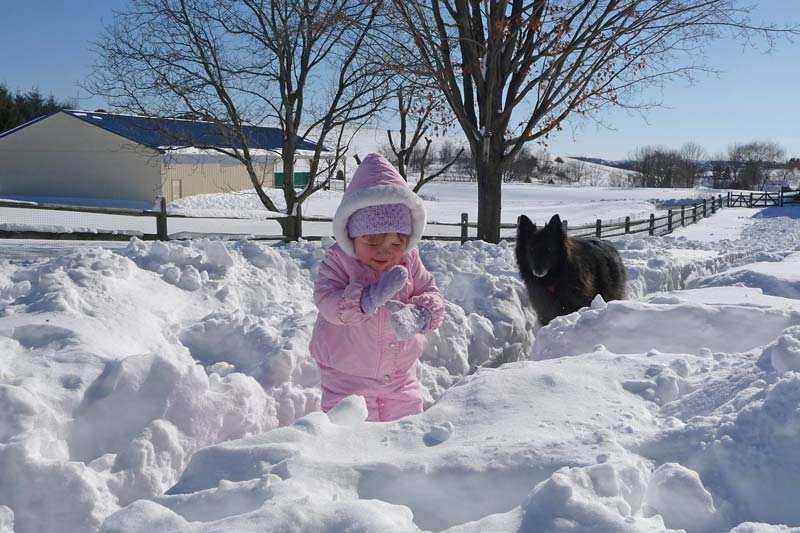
[{"x1": 319, "y1": 364, "x2": 423, "y2": 422}]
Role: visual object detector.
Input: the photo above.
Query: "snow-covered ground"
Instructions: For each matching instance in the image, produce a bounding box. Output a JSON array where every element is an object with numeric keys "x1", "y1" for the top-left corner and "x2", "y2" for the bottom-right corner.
[
  {"x1": 166, "y1": 179, "x2": 720, "y2": 242},
  {"x1": 172, "y1": 181, "x2": 718, "y2": 227},
  {"x1": 1, "y1": 185, "x2": 799, "y2": 532},
  {"x1": 1, "y1": 182, "x2": 718, "y2": 246},
  {"x1": 0, "y1": 150, "x2": 715, "y2": 244}
]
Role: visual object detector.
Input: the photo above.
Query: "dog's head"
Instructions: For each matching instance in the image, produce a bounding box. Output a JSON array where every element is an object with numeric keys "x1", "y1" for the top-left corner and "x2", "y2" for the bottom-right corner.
[{"x1": 515, "y1": 214, "x2": 567, "y2": 278}]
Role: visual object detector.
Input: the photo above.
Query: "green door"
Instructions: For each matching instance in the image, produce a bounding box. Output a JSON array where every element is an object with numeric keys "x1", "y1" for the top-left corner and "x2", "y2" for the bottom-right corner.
[{"x1": 274, "y1": 172, "x2": 310, "y2": 188}]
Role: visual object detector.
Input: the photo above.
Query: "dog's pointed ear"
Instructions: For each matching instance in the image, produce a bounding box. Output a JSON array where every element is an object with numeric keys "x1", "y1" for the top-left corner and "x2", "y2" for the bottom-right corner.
[
  {"x1": 518, "y1": 214, "x2": 536, "y2": 235},
  {"x1": 547, "y1": 214, "x2": 562, "y2": 230}
]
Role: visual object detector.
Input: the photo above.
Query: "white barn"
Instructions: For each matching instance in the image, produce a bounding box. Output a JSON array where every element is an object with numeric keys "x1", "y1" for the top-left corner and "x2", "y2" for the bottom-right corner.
[{"x1": 0, "y1": 110, "x2": 332, "y2": 205}]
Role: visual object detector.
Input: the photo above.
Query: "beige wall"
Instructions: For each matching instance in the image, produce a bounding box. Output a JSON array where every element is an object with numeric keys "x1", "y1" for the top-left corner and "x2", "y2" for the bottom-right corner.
[
  {"x1": 0, "y1": 112, "x2": 162, "y2": 203},
  {"x1": 162, "y1": 154, "x2": 274, "y2": 202}
]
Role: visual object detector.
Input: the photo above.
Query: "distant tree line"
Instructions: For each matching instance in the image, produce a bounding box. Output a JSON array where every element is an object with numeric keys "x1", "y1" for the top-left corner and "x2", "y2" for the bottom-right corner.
[
  {"x1": 0, "y1": 84, "x2": 75, "y2": 134},
  {"x1": 616, "y1": 140, "x2": 798, "y2": 190}
]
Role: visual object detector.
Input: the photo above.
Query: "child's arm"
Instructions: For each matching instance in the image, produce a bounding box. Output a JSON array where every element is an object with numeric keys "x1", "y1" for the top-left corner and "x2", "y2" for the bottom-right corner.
[
  {"x1": 407, "y1": 249, "x2": 444, "y2": 331},
  {"x1": 314, "y1": 252, "x2": 370, "y2": 326}
]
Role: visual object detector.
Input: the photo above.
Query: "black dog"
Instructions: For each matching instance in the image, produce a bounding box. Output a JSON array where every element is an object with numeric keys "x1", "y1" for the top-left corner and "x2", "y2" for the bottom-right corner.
[{"x1": 515, "y1": 213, "x2": 626, "y2": 326}]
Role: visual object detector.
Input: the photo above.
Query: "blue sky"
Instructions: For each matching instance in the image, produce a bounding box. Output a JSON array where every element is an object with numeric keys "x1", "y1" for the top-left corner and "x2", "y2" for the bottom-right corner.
[{"x1": 1, "y1": 1, "x2": 798, "y2": 160}]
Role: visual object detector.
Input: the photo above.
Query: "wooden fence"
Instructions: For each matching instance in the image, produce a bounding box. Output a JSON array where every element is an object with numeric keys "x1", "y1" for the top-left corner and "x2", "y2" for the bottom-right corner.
[
  {"x1": 727, "y1": 189, "x2": 800, "y2": 208},
  {"x1": 0, "y1": 199, "x2": 166, "y2": 241},
  {"x1": 0, "y1": 195, "x2": 726, "y2": 246},
  {"x1": 505, "y1": 195, "x2": 725, "y2": 241}
]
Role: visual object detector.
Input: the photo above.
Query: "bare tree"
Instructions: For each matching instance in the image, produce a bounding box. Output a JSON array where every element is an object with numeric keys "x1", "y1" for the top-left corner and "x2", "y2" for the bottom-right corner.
[
  {"x1": 389, "y1": 1, "x2": 799, "y2": 242},
  {"x1": 382, "y1": 83, "x2": 465, "y2": 193},
  {"x1": 727, "y1": 142, "x2": 747, "y2": 186},
  {"x1": 709, "y1": 152, "x2": 730, "y2": 188},
  {"x1": 582, "y1": 162, "x2": 604, "y2": 187},
  {"x1": 736, "y1": 140, "x2": 785, "y2": 190},
  {"x1": 561, "y1": 158, "x2": 589, "y2": 184},
  {"x1": 89, "y1": 0, "x2": 388, "y2": 239},
  {"x1": 679, "y1": 141, "x2": 706, "y2": 188},
  {"x1": 385, "y1": 84, "x2": 433, "y2": 179},
  {"x1": 437, "y1": 140, "x2": 458, "y2": 165},
  {"x1": 608, "y1": 169, "x2": 635, "y2": 188},
  {"x1": 503, "y1": 145, "x2": 538, "y2": 182},
  {"x1": 630, "y1": 146, "x2": 689, "y2": 188}
]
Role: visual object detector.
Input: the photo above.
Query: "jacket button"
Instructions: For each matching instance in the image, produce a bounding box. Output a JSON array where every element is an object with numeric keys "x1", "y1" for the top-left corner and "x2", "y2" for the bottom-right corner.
[{"x1": 383, "y1": 374, "x2": 391, "y2": 383}]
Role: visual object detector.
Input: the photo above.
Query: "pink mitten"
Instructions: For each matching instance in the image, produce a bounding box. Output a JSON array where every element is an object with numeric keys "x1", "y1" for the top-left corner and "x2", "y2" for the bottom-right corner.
[
  {"x1": 385, "y1": 300, "x2": 432, "y2": 339},
  {"x1": 360, "y1": 266, "x2": 408, "y2": 315}
]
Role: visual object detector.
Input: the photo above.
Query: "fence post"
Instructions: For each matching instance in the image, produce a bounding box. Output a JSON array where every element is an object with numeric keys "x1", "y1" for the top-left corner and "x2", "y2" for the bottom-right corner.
[
  {"x1": 595, "y1": 219, "x2": 602, "y2": 238},
  {"x1": 562, "y1": 219, "x2": 568, "y2": 234},
  {"x1": 749, "y1": 192, "x2": 753, "y2": 207},
  {"x1": 703, "y1": 199, "x2": 707, "y2": 218},
  {"x1": 711, "y1": 198, "x2": 715, "y2": 214},
  {"x1": 727, "y1": 191, "x2": 731, "y2": 207},
  {"x1": 681, "y1": 205, "x2": 685, "y2": 226},
  {"x1": 648, "y1": 213, "x2": 655, "y2": 236},
  {"x1": 693, "y1": 204, "x2": 697, "y2": 223},
  {"x1": 719, "y1": 195, "x2": 723, "y2": 209},
  {"x1": 667, "y1": 210, "x2": 673, "y2": 232},
  {"x1": 780, "y1": 190, "x2": 784, "y2": 207},
  {"x1": 156, "y1": 196, "x2": 168, "y2": 240},
  {"x1": 461, "y1": 213, "x2": 469, "y2": 244},
  {"x1": 624, "y1": 216, "x2": 630, "y2": 234}
]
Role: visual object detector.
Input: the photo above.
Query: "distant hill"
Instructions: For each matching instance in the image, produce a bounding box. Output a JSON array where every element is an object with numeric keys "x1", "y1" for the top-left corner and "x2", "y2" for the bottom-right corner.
[{"x1": 570, "y1": 156, "x2": 629, "y2": 169}]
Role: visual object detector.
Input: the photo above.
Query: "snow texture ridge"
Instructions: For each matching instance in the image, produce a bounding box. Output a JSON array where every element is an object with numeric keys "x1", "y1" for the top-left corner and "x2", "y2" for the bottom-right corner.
[{"x1": 0, "y1": 205, "x2": 799, "y2": 532}]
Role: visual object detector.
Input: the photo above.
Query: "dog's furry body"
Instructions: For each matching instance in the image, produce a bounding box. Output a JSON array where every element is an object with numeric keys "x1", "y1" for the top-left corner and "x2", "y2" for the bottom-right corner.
[{"x1": 515, "y1": 214, "x2": 626, "y2": 326}]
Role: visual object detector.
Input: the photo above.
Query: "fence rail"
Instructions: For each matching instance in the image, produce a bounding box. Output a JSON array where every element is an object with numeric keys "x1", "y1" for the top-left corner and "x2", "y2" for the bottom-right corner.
[
  {"x1": 0, "y1": 198, "x2": 164, "y2": 241},
  {"x1": 0, "y1": 194, "x2": 727, "y2": 248},
  {"x1": 551, "y1": 195, "x2": 723, "y2": 240},
  {"x1": 727, "y1": 189, "x2": 800, "y2": 208}
]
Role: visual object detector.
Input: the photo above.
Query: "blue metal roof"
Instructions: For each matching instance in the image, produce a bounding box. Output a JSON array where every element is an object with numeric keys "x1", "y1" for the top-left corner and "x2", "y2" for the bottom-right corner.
[{"x1": 60, "y1": 110, "x2": 324, "y2": 152}]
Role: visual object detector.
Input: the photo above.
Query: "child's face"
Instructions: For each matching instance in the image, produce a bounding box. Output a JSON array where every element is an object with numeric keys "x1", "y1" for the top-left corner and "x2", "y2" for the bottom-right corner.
[{"x1": 353, "y1": 232, "x2": 408, "y2": 272}]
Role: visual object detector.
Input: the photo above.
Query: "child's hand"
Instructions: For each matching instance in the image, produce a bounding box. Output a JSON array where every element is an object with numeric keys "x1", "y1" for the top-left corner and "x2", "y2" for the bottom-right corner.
[
  {"x1": 360, "y1": 266, "x2": 408, "y2": 315},
  {"x1": 385, "y1": 300, "x2": 432, "y2": 339}
]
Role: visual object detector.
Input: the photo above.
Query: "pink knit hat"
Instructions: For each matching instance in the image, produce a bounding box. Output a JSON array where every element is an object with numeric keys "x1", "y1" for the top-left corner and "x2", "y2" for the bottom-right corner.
[
  {"x1": 332, "y1": 153, "x2": 427, "y2": 257},
  {"x1": 347, "y1": 203, "x2": 412, "y2": 238}
]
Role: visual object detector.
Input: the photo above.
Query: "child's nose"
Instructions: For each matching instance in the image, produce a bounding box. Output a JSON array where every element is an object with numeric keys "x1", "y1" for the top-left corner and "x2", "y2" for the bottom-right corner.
[{"x1": 376, "y1": 243, "x2": 394, "y2": 256}]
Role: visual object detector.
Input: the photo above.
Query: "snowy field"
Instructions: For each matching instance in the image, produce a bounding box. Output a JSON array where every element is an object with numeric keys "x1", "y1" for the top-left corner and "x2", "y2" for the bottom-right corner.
[
  {"x1": 171, "y1": 181, "x2": 720, "y2": 235},
  {"x1": 0, "y1": 154, "x2": 719, "y2": 247},
  {"x1": 1, "y1": 184, "x2": 800, "y2": 532}
]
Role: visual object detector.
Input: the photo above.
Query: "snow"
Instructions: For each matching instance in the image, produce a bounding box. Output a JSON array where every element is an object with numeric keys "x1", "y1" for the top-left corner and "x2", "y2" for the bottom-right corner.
[
  {"x1": 1, "y1": 146, "x2": 729, "y2": 255},
  {"x1": 1, "y1": 180, "x2": 800, "y2": 532},
  {"x1": 171, "y1": 181, "x2": 721, "y2": 229}
]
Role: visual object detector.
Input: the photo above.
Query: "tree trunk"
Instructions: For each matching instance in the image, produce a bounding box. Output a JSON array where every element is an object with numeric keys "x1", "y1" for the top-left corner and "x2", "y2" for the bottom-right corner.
[
  {"x1": 278, "y1": 202, "x2": 303, "y2": 241},
  {"x1": 476, "y1": 157, "x2": 503, "y2": 243},
  {"x1": 278, "y1": 123, "x2": 302, "y2": 240}
]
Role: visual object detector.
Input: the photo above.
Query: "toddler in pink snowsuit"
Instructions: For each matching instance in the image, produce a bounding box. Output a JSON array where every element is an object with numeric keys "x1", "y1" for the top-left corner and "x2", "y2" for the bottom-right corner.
[{"x1": 310, "y1": 153, "x2": 444, "y2": 422}]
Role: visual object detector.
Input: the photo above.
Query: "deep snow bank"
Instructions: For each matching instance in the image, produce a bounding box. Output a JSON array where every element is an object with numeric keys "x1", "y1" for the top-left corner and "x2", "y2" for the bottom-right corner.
[
  {"x1": 0, "y1": 237, "x2": 534, "y2": 532},
  {"x1": 1, "y1": 208, "x2": 799, "y2": 532}
]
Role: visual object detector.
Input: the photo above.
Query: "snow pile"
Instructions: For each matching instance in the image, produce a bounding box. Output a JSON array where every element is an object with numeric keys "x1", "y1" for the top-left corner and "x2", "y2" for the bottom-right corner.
[
  {"x1": 1, "y1": 207, "x2": 800, "y2": 532},
  {"x1": 0, "y1": 235, "x2": 536, "y2": 532},
  {"x1": 0, "y1": 245, "x2": 284, "y2": 531}
]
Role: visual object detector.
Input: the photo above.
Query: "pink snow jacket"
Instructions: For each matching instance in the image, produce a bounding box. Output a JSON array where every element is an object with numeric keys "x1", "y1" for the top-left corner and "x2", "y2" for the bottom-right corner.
[
  {"x1": 310, "y1": 153, "x2": 444, "y2": 387},
  {"x1": 310, "y1": 243, "x2": 444, "y2": 381}
]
